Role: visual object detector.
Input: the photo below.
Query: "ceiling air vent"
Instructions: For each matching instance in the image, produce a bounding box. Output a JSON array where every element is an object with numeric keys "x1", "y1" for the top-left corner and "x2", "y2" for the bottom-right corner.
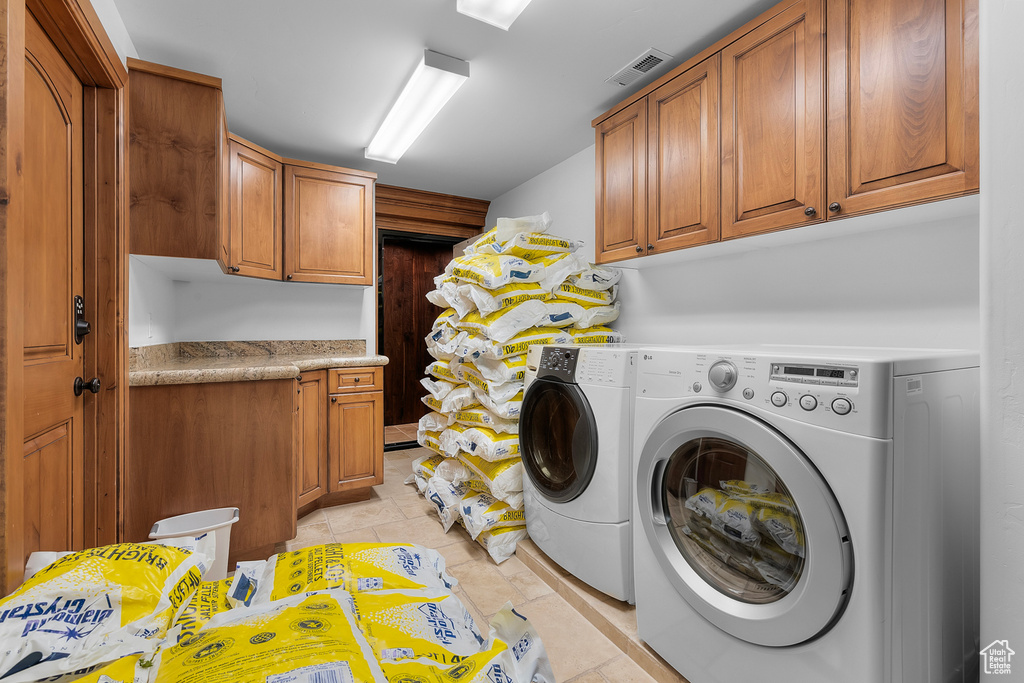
[{"x1": 606, "y1": 48, "x2": 673, "y2": 87}]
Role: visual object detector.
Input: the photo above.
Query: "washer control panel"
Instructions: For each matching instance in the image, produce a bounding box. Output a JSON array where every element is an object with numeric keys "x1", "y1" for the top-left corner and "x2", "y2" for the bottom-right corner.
[
  {"x1": 536, "y1": 346, "x2": 578, "y2": 382},
  {"x1": 536, "y1": 345, "x2": 636, "y2": 386},
  {"x1": 637, "y1": 348, "x2": 892, "y2": 439}
]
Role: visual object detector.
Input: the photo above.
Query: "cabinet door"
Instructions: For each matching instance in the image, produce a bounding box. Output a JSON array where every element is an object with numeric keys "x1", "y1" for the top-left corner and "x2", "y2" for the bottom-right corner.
[
  {"x1": 595, "y1": 98, "x2": 647, "y2": 263},
  {"x1": 128, "y1": 61, "x2": 226, "y2": 259},
  {"x1": 721, "y1": 0, "x2": 825, "y2": 239},
  {"x1": 295, "y1": 371, "x2": 327, "y2": 509},
  {"x1": 328, "y1": 391, "x2": 384, "y2": 492},
  {"x1": 826, "y1": 0, "x2": 978, "y2": 217},
  {"x1": 284, "y1": 165, "x2": 375, "y2": 285},
  {"x1": 647, "y1": 55, "x2": 721, "y2": 253},
  {"x1": 228, "y1": 139, "x2": 283, "y2": 279}
]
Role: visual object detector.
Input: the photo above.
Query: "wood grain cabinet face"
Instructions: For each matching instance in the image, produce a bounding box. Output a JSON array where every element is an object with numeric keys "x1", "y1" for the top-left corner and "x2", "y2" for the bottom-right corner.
[
  {"x1": 825, "y1": 0, "x2": 979, "y2": 217},
  {"x1": 647, "y1": 55, "x2": 721, "y2": 253},
  {"x1": 284, "y1": 166, "x2": 375, "y2": 285},
  {"x1": 295, "y1": 371, "x2": 327, "y2": 509},
  {"x1": 228, "y1": 139, "x2": 283, "y2": 279},
  {"x1": 328, "y1": 389, "x2": 384, "y2": 492},
  {"x1": 595, "y1": 99, "x2": 647, "y2": 263},
  {"x1": 721, "y1": 0, "x2": 825, "y2": 239},
  {"x1": 128, "y1": 60, "x2": 227, "y2": 259}
]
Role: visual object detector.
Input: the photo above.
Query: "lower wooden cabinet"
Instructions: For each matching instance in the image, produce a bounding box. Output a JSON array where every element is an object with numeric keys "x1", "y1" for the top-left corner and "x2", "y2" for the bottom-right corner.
[
  {"x1": 295, "y1": 370, "x2": 328, "y2": 509},
  {"x1": 295, "y1": 366, "x2": 384, "y2": 514},
  {"x1": 328, "y1": 391, "x2": 384, "y2": 492}
]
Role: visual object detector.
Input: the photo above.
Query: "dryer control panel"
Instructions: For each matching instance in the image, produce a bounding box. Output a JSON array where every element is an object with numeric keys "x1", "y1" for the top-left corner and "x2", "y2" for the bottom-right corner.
[{"x1": 537, "y1": 346, "x2": 578, "y2": 382}]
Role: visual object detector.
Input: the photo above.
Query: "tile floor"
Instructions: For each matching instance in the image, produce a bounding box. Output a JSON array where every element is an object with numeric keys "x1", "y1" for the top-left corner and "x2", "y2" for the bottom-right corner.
[
  {"x1": 384, "y1": 422, "x2": 419, "y2": 446},
  {"x1": 277, "y1": 446, "x2": 689, "y2": 683}
]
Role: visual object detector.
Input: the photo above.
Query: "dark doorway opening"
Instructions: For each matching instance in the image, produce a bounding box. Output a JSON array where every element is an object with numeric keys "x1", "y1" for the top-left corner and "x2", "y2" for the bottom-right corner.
[{"x1": 378, "y1": 232, "x2": 461, "y2": 427}]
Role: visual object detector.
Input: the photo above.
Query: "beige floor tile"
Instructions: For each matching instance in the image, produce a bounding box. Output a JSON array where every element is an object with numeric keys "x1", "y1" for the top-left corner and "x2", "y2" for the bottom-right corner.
[
  {"x1": 384, "y1": 425, "x2": 404, "y2": 443},
  {"x1": 372, "y1": 514, "x2": 463, "y2": 549},
  {"x1": 599, "y1": 655, "x2": 663, "y2": 683},
  {"x1": 322, "y1": 497, "x2": 406, "y2": 534},
  {"x1": 296, "y1": 508, "x2": 326, "y2": 527},
  {"x1": 566, "y1": 672, "x2": 606, "y2": 683},
  {"x1": 516, "y1": 593, "x2": 619, "y2": 682},
  {"x1": 395, "y1": 493, "x2": 437, "y2": 520},
  {"x1": 452, "y1": 584, "x2": 489, "y2": 637},
  {"x1": 493, "y1": 554, "x2": 532, "y2": 577},
  {"x1": 384, "y1": 450, "x2": 413, "y2": 462},
  {"x1": 332, "y1": 527, "x2": 380, "y2": 544},
  {"x1": 435, "y1": 534, "x2": 488, "y2": 568},
  {"x1": 449, "y1": 559, "x2": 526, "y2": 617},
  {"x1": 508, "y1": 569, "x2": 554, "y2": 601},
  {"x1": 283, "y1": 522, "x2": 334, "y2": 552}
]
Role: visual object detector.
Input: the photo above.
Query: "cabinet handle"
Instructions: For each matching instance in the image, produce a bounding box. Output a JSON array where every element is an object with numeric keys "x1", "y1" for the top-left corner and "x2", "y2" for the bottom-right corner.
[
  {"x1": 635, "y1": 245, "x2": 643, "y2": 253},
  {"x1": 828, "y1": 202, "x2": 842, "y2": 213},
  {"x1": 353, "y1": 377, "x2": 360, "y2": 383},
  {"x1": 331, "y1": 397, "x2": 337, "y2": 403},
  {"x1": 230, "y1": 266, "x2": 240, "y2": 273},
  {"x1": 647, "y1": 244, "x2": 654, "y2": 251},
  {"x1": 287, "y1": 274, "x2": 293, "y2": 280},
  {"x1": 804, "y1": 206, "x2": 817, "y2": 217}
]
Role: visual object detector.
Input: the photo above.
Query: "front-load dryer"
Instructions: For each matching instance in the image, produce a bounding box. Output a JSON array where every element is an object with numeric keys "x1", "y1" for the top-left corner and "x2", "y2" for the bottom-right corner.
[
  {"x1": 632, "y1": 345, "x2": 979, "y2": 683},
  {"x1": 520, "y1": 344, "x2": 637, "y2": 603}
]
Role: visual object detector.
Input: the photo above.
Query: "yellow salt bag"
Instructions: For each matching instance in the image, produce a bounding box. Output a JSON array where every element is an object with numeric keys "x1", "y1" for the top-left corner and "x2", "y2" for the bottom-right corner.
[
  {"x1": 452, "y1": 404, "x2": 520, "y2": 436},
  {"x1": 571, "y1": 326, "x2": 626, "y2": 345},
  {"x1": 448, "y1": 253, "x2": 545, "y2": 290},
  {"x1": 148, "y1": 591, "x2": 386, "y2": 683},
  {"x1": 488, "y1": 232, "x2": 583, "y2": 260},
  {"x1": 34, "y1": 654, "x2": 149, "y2": 683},
  {"x1": 170, "y1": 577, "x2": 233, "y2": 645},
  {"x1": 460, "y1": 281, "x2": 552, "y2": 316},
  {"x1": 232, "y1": 544, "x2": 457, "y2": 608},
  {"x1": 460, "y1": 491, "x2": 526, "y2": 540},
  {"x1": 456, "y1": 300, "x2": 549, "y2": 343},
  {"x1": 0, "y1": 538, "x2": 213, "y2": 683},
  {"x1": 350, "y1": 589, "x2": 485, "y2": 666},
  {"x1": 448, "y1": 424, "x2": 520, "y2": 462},
  {"x1": 457, "y1": 453, "x2": 524, "y2": 506}
]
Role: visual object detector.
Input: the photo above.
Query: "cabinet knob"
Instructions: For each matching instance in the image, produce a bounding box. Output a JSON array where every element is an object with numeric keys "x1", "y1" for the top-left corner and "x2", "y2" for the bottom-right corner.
[
  {"x1": 635, "y1": 245, "x2": 643, "y2": 253},
  {"x1": 828, "y1": 202, "x2": 842, "y2": 213},
  {"x1": 353, "y1": 377, "x2": 360, "y2": 383},
  {"x1": 804, "y1": 206, "x2": 817, "y2": 217},
  {"x1": 287, "y1": 274, "x2": 293, "y2": 280},
  {"x1": 230, "y1": 266, "x2": 240, "y2": 273},
  {"x1": 331, "y1": 396, "x2": 337, "y2": 403},
  {"x1": 73, "y1": 376, "x2": 101, "y2": 396},
  {"x1": 647, "y1": 244, "x2": 654, "y2": 251}
]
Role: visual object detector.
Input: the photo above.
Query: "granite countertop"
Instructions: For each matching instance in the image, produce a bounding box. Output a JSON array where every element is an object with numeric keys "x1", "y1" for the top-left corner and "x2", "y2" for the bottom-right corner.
[{"x1": 129, "y1": 340, "x2": 388, "y2": 387}]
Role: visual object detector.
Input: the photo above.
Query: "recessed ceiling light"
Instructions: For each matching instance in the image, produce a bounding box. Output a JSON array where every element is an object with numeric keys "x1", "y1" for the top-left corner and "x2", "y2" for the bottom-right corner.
[
  {"x1": 365, "y1": 49, "x2": 470, "y2": 164},
  {"x1": 457, "y1": 0, "x2": 533, "y2": 30}
]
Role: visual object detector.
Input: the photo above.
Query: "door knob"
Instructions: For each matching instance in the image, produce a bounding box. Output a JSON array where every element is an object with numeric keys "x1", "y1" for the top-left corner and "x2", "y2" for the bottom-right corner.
[{"x1": 74, "y1": 377, "x2": 101, "y2": 396}]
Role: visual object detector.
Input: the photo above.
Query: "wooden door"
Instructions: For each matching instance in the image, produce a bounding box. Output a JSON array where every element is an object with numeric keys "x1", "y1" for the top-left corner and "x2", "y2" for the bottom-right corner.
[
  {"x1": 228, "y1": 137, "x2": 283, "y2": 279},
  {"x1": 328, "y1": 392, "x2": 383, "y2": 492},
  {"x1": 22, "y1": 11, "x2": 85, "y2": 557},
  {"x1": 284, "y1": 164, "x2": 375, "y2": 285},
  {"x1": 826, "y1": 0, "x2": 979, "y2": 217},
  {"x1": 380, "y1": 237, "x2": 455, "y2": 426},
  {"x1": 721, "y1": 0, "x2": 825, "y2": 239},
  {"x1": 647, "y1": 54, "x2": 721, "y2": 253},
  {"x1": 295, "y1": 371, "x2": 327, "y2": 509},
  {"x1": 595, "y1": 98, "x2": 647, "y2": 263}
]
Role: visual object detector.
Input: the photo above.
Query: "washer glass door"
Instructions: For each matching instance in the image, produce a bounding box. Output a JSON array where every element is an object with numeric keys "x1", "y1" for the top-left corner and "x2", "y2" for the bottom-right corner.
[
  {"x1": 638, "y1": 405, "x2": 852, "y2": 646},
  {"x1": 520, "y1": 377, "x2": 598, "y2": 503}
]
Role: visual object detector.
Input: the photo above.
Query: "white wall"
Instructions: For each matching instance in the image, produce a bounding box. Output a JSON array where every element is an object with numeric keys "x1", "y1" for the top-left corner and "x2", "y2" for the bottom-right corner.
[
  {"x1": 89, "y1": 0, "x2": 138, "y2": 63},
  {"x1": 487, "y1": 146, "x2": 980, "y2": 351},
  {"x1": 129, "y1": 256, "x2": 374, "y2": 349},
  {"x1": 980, "y1": 0, "x2": 1024, "y2": 657}
]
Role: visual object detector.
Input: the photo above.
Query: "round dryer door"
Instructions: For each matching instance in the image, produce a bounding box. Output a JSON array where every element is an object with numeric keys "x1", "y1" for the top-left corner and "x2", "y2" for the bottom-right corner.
[
  {"x1": 520, "y1": 376, "x2": 598, "y2": 503},
  {"x1": 637, "y1": 405, "x2": 852, "y2": 647}
]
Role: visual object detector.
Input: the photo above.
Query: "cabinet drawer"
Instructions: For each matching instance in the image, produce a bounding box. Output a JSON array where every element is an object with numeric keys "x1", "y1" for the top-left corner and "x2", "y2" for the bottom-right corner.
[{"x1": 328, "y1": 367, "x2": 382, "y2": 393}]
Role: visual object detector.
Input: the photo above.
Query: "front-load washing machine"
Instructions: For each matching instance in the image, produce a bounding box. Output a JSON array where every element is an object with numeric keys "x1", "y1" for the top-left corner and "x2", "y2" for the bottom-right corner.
[
  {"x1": 632, "y1": 345, "x2": 979, "y2": 683},
  {"x1": 520, "y1": 344, "x2": 637, "y2": 603}
]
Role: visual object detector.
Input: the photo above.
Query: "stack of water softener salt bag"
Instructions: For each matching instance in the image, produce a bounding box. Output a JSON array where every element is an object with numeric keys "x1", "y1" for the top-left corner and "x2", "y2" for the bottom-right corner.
[{"x1": 410, "y1": 212, "x2": 624, "y2": 563}]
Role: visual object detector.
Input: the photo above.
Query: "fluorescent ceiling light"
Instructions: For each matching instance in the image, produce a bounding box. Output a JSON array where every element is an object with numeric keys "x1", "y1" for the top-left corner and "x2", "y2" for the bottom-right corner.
[
  {"x1": 365, "y1": 49, "x2": 469, "y2": 164},
  {"x1": 457, "y1": 0, "x2": 533, "y2": 30}
]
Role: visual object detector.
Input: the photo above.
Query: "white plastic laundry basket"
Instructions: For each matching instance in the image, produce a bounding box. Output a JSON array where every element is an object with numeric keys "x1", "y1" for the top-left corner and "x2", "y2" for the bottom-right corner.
[{"x1": 150, "y1": 507, "x2": 239, "y2": 581}]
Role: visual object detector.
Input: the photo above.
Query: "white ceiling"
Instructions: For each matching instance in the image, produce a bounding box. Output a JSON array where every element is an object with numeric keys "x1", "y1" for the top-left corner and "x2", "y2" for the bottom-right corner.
[{"x1": 111, "y1": 0, "x2": 776, "y2": 201}]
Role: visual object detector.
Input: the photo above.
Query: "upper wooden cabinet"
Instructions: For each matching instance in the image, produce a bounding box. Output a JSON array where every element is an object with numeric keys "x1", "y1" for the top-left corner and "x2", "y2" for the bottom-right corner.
[
  {"x1": 128, "y1": 59, "x2": 228, "y2": 259},
  {"x1": 284, "y1": 162, "x2": 375, "y2": 285},
  {"x1": 722, "y1": 0, "x2": 824, "y2": 239},
  {"x1": 648, "y1": 55, "x2": 721, "y2": 252},
  {"x1": 593, "y1": 0, "x2": 978, "y2": 262},
  {"x1": 595, "y1": 99, "x2": 647, "y2": 263},
  {"x1": 227, "y1": 136, "x2": 283, "y2": 279},
  {"x1": 825, "y1": 0, "x2": 979, "y2": 217}
]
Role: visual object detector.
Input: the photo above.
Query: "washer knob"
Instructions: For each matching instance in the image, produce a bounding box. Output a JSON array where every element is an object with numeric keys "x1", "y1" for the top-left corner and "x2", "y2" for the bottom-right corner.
[
  {"x1": 832, "y1": 398, "x2": 853, "y2": 415},
  {"x1": 708, "y1": 361, "x2": 737, "y2": 392},
  {"x1": 799, "y1": 395, "x2": 818, "y2": 411},
  {"x1": 771, "y1": 391, "x2": 788, "y2": 407}
]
